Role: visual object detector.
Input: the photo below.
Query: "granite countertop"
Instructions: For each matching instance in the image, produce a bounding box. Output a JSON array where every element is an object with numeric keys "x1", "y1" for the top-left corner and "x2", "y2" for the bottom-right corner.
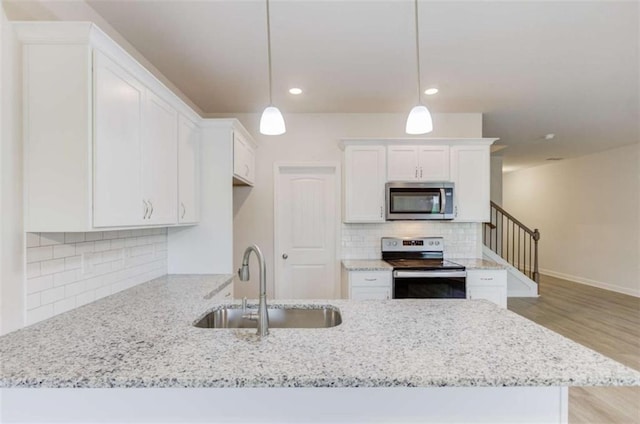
[
  {"x1": 342, "y1": 258, "x2": 505, "y2": 270},
  {"x1": 341, "y1": 260, "x2": 393, "y2": 271},
  {"x1": 1, "y1": 274, "x2": 639, "y2": 388}
]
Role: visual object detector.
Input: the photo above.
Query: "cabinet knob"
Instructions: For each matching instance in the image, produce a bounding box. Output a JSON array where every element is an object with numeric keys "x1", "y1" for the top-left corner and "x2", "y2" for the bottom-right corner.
[
  {"x1": 148, "y1": 200, "x2": 154, "y2": 219},
  {"x1": 143, "y1": 200, "x2": 149, "y2": 219},
  {"x1": 282, "y1": 253, "x2": 288, "y2": 260},
  {"x1": 181, "y1": 202, "x2": 186, "y2": 219}
]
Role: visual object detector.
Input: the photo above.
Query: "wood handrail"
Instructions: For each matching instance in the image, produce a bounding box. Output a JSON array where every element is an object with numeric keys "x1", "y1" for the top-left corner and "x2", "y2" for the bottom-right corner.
[{"x1": 490, "y1": 201, "x2": 538, "y2": 238}]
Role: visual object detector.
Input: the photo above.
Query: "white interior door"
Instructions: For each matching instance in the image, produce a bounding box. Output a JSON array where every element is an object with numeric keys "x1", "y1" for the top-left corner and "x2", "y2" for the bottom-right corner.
[{"x1": 275, "y1": 165, "x2": 339, "y2": 299}]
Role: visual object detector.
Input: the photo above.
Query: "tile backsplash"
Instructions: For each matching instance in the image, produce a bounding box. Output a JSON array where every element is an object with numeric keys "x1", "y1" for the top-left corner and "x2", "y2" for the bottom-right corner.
[
  {"x1": 341, "y1": 222, "x2": 482, "y2": 259},
  {"x1": 25, "y1": 229, "x2": 167, "y2": 325}
]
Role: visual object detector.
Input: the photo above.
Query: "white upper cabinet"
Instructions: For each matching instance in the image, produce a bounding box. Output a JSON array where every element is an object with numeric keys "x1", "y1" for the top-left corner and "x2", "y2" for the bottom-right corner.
[
  {"x1": 387, "y1": 145, "x2": 450, "y2": 181},
  {"x1": 17, "y1": 22, "x2": 201, "y2": 232},
  {"x1": 344, "y1": 145, "x2": 386, "y2": 223},
  {"x1": 141, "y1": 90, "x2": 178, "y2": 225},
  {"x1": 177, "y1": 115, "x2": 200, "y2": 224},
  {"x1": 93, "y1": 51, "x2": 145, "y2": 228},
  {"x1": 450, "y1": 145, "x2": 491, "y2": 222},
  {"x1": 233, "y1": 131, "x2": 256, "y2": 186}
]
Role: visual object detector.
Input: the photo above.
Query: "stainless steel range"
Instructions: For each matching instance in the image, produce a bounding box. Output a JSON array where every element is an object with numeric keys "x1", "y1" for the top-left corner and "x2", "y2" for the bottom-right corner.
[{"x1": 382, "y1": 237, "x2": 466, "y2": 299}]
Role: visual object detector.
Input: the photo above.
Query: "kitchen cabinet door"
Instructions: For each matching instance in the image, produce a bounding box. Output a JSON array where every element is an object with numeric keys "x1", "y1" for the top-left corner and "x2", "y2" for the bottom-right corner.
[
  {"x1": 387, "y1": 146, "x2": 419, "y2": 181},
  {"x1": 142, "y1": 90, "x2": 178, "y2": 225},
  {"x1": 450, "y1": 145, "x2": 490, "y2": 222},
  {"x1": 233, "y1": 131, "x2": 255, "y2": 186},
  {"x1": 178, "y1": 114, "x2": 200, "y2": 223},
  {"x1": 344, "y1": 145, "x2": 386, "y2": 223},
  {"x1": 351, "y1": 286, "x2": 391, "y2": 300},
  {"x1": 418, "y1": 146, "x2": 450, "y2": 180},
  {"x1": 93, "y1": 51, "x2": 145, "y2": 227},
  {"x1": 466, "y1": 269, "x2": 507, "y2": 308}
]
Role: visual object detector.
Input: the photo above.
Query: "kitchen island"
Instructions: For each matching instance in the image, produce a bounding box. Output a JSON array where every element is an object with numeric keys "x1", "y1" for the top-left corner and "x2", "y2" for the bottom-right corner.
[{"x1": 1, "y1": 275, "x2": 639, "y2": 422}]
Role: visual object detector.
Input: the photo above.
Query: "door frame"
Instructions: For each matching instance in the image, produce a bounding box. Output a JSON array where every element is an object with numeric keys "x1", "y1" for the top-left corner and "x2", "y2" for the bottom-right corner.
[{"x1": 273, "y1": 162, "x2": 342, "y2": 299}]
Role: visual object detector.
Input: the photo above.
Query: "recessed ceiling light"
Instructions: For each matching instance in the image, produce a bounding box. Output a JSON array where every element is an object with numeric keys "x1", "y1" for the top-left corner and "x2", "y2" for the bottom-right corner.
[
  {"x1": 424, "y1": 88, "x2": 439, "y2": 95},
  {"x1": 289, "y1": 88, "x2": 302, "y2": 95},
  {"x1": 544, "y1": 133, "x2": 555, "y2": 140}
]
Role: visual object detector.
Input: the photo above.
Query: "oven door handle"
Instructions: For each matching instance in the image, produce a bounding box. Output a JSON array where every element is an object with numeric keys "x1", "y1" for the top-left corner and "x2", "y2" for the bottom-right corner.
[{"x1": 393, "y1": 271, "x2": 467, "y2": 279}]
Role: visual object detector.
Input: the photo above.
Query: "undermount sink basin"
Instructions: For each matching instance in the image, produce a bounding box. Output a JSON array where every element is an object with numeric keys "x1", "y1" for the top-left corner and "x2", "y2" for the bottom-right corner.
[{"x1": 194, "y1": 305, "x2": 342, "y2": 329}]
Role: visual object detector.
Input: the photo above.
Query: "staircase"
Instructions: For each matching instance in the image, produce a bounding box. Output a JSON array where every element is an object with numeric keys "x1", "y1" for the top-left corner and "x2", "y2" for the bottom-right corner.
[{"x1": 483, "y1": 201, "x2": 540, "y2": 297}]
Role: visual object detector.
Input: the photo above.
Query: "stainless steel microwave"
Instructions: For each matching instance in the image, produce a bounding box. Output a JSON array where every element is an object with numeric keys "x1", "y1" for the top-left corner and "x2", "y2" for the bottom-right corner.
[{"x1": 385, "y1": 182, "x2": 454, "y2": 220}]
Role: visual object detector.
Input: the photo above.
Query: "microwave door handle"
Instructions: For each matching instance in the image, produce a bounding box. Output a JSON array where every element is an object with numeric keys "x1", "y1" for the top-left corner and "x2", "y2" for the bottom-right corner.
[{"x1": 440, "y1": 188, "x2": 446, "y2": 214}]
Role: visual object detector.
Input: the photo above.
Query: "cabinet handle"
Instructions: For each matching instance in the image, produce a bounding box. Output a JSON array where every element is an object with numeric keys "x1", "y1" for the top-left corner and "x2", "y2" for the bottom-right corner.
[
  {"x1": 143, "y1": 200, "x2": 149, "y2": 219},
  {"x1": 420, "y1": 167, "x2": 423, "y2": 178},
  {"x1": 181, "y1": 202, "x2": 186, "y2": 219},
  {"x1": 149, "y1": 200, "x2": 154, "y2": 219},
  {"x1": 364, "y1": 278, "x2": 377, "y2": 281},
  {"x1": 415, "y1": 167, "x2": 418, "y2": 178},
  {"x1": 244, "y1": 164, "x2": 249, "y2": 177},
  {"x1": 480, "y1": 277, "x2": 494, "y2": 281},
  {"x1": 455, "y1": 205, "x2": 458, "y2": 217},
  {"x1": 380, "y1": 206, "x2": 383, "y2": 218}
]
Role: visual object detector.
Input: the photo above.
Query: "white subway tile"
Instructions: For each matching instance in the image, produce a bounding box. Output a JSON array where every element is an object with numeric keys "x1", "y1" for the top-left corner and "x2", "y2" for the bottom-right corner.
[
  {"x1": 110, "y1": 239, "x2": 125, "y2": 249},
  {"x1": 54, "y1": 270, "x2": 79, "y2": 287},
  {"x1": 65, "y1": 281, "x2": 87, "y2": 297},
  {"x1": 39, "y1": 233, "x2": 65, "y2": 246},
  {"x1": 26, "y1": 233, "x2": 40, "y2": 248},
  {"x1": 26, "y1": 262, "x2": 41, "y2": 279},
  {"x1": 76, "y1": 291, "x2": 96, "y2": 307},
  {"x1": 26, "y1": 293, "x2": 41, "y2": 310},
  {"x1": 40, "y1": 286, "x2": 65, "y2": 305},
  {"x1": 40, "y1": 259, "x2": 65, "y2": 276},
  {"x1": 27, "y1": 246, "x2": 53, "y2": 263},
  {"x1": 75, "y1": 241, "x2": 95, "y2": 254},
  {"x1": 95, "y1": 285, "x2": 112, "y2": 300},
  {"x1": 26, "y1": 304, "x2": 54, "y2": 325},
  {"x1": 64, "y1": 233, "x2": 85, "y2": 244},
  {"x1": 94, "y1": 240, "x2": 111, "y2": 252},
  {"x1": 53, "y1": 297, "x2": 76, "y2": 315},
  {"x1": 27, "y1": 275, "x2": 53, "y2": 294},
  {"x1": 85, "y1": 232, "x2": 104, "y2": 242},
  {"x1": 53, "y1": 244, "x2": 76, "y2": 259},
  {"x1": 103, "y1": 231, "x2": 120, "y2": 240},
  {"x1": 65, "y1": 255, "x2": 82, "y2": 270}
]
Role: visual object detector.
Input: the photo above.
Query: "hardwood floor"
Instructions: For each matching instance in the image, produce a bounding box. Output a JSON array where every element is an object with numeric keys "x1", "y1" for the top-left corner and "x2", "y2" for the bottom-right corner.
[{"x1": 509, "y1": 275, "x2": 640, "y2": 423}]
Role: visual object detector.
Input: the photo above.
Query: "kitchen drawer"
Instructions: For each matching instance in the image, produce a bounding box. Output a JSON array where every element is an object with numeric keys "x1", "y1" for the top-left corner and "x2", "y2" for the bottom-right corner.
[
  {"x1": 349, "y1": 271, "x2": 392, "y2": 287},
  {"x1": 466, "y1": 270, "x2": 506, "y2": 286}
]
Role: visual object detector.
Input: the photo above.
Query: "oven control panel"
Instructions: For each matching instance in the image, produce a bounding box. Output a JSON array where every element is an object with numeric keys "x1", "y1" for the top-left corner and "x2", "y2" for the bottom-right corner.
[{"x1": 382, "y1": 237, "x2": 444, "y2": 253}]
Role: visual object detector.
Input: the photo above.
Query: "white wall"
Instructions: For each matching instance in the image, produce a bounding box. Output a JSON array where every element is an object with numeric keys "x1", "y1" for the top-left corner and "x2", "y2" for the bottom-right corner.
[
  {"x1": 213, "y1": 113, "x2": 483, "y2": 299},
  {"x1": 490, "y1": 156, "x2": 503, "y2": 205},
  {"x1": 503, "y1": 143, "x2": 640, "y2": 297}
]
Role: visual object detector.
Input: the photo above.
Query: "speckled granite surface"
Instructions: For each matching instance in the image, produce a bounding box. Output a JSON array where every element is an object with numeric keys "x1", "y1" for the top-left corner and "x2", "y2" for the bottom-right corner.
[
  {"x1": 1, "y1": 274, "x2": 639, "y2": 388},
  {"x1": 341, "y1": 260, "x2": 393, "y2": 271},
  {"x1": 449, "y1": 258, "x2": 506, "y2": 270}
]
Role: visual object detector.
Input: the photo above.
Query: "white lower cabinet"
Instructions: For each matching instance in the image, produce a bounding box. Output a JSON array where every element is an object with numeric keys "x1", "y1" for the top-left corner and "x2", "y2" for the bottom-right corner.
[
  {"x1": 342, "y1": 269, "x2": 392, "y2": 300},
  {"x1": 466, "y1": 269, "x2": 507, "y2": 308}
]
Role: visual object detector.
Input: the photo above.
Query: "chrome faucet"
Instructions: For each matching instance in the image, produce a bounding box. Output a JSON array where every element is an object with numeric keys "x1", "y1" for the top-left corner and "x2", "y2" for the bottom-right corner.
[{"x1": 238, "y1": 244, "x2": 269, "y2": 337}]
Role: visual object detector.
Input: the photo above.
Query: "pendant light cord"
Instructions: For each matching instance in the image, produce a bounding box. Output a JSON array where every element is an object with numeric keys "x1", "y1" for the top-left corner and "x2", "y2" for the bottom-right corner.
[
  {"x1": 266, "y1": 0, "x2": 273, "y2": 106},
  {"x1": 414, "y1": 0, "x2": 421, "y2": 105}
]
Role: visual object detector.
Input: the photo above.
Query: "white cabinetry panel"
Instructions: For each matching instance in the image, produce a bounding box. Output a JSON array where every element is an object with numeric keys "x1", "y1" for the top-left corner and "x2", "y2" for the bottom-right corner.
[
  {"x1": 142, "y1": 90, "x2": 178, "y2": 225},
  {"x1": 387, "y1": 145, "x2": 450, "y2": 181},
  {"x1": 418, "y1": 146, "x2": 450, "y2": 180},
  {"x1": 93, "y1": 51, "x2": 145, "y2": 228},
  {"x1": 177, "y1": 115, "x2": 200, "y2": 224},
  {"x1": 450, "y1": 145, "x2": 490, "y2": 222},
  {"x1": 387, "y1": 146, "x2": 419, "y2": 181},
  {"x1": 467, "y1": 269, "x2": 507, "y2": 308},
  {"x1": 233, "y1": 132, "x2": 255, "y2": 186},
  {"x1": 344, "y1": 146, "x2": 386, "y2": 223},
  {"x1": 342, "y1": 269, "x2": 392, "y2": 300}
]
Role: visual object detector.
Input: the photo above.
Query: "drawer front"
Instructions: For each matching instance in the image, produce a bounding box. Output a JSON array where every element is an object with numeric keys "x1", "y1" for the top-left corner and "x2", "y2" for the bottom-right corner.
[
  {"x1": 466, "y1": 270, "x2": 506, "y2": 287},
  {"x1": 350, "y1": 271, "x2": 392, "y2": 287}
]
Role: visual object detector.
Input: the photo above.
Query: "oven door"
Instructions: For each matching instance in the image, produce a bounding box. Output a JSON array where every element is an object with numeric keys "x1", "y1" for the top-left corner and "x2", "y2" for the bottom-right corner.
[{"x1": 393, "y1": 270, "x2": 466, "y2": 299}]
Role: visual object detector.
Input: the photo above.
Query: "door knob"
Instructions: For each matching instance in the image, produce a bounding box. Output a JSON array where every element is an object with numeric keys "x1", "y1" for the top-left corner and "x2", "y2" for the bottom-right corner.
[{"x1": 282, "y1": 253, "x2": 288, "y2": 259}]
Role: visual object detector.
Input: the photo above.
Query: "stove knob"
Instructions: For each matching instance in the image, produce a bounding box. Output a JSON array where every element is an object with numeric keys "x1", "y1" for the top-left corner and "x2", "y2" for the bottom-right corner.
[
  {"x1": 435, "y1": 241, "x2": 440, "y2": 245},
  {"x1": 429, "y1": 241, "x2": 434, "y2": 246},
  {"x1": 392, "y1": 241, "x2": 398, "y2": 246}
]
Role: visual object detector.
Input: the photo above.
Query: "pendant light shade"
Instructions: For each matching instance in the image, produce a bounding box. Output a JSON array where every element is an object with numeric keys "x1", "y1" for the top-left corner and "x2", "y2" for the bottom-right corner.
[
  {"x1": 260, "y1": 0, "x2": 286, "y2": 135},
  {"x1": 260, "y1": 106, "x2": 286, "y2": 135},
  {"x1": 406, "y1": 105, "x2": 433, "y2": 135},
  {"x1": 406, "y1": 0, "x2": 433, "y2": 135}
]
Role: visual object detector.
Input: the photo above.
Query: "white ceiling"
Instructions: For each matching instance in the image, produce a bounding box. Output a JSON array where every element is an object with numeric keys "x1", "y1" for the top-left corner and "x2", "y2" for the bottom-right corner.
[{"x1": 8, "y1": 0, "x2": 640, "y2": 170}]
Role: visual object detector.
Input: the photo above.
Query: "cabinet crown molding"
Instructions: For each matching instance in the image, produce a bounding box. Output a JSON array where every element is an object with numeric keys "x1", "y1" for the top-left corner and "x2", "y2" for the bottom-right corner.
[{"x1": 339, "y1": 138, "x2": 498, "y2": 150}]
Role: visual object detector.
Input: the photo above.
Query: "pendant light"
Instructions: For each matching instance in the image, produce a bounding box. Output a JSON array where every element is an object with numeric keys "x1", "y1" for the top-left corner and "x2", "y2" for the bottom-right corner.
[
  {"x1": 259, "y1": 0, "x2": 286, "y2": 135},
  {"x1": 405, "y1": 0, "x2": 433, "y2": 135}
]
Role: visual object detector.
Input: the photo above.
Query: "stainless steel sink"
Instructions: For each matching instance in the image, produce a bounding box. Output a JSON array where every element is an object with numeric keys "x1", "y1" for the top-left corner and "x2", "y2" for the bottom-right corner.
[{"x1": 194, "y1": 305, "x2": 342, "y2": 329}]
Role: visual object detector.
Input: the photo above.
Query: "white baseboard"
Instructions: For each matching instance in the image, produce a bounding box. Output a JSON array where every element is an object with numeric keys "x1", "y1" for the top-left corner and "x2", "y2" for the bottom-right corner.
[{"x1": 540, "y1": 268, "x2": 640, "y2": 298}]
